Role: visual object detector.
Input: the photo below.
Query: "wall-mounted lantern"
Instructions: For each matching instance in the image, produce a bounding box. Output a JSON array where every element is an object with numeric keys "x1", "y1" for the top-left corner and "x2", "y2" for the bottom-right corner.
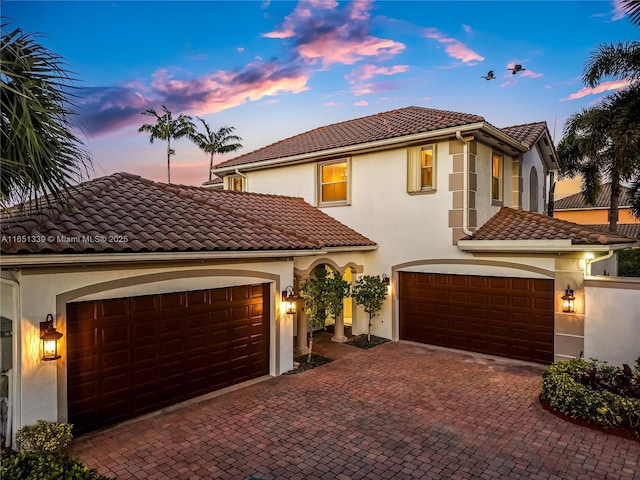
[
  {"x1": 40, "y1": 314, "x2": 63, "y2": 361},
  {"x1": 381, "y1": 273, "x2": 391, "y2": 294},
  {"x1": 561, "y1": 285, "x2": 575, "y2": 313},
  {"x1": 282, "y1": 286, "x2": 297, "y2": 314}
]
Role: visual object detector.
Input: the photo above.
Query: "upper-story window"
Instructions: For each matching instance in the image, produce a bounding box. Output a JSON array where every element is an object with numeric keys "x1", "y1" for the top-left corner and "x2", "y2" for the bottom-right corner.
[
  {"x1": 529, "y1": 166, "x2": 539, "y2": 212},
  {"x1": 491, "y1": 152, "x2": 503, "y2": 204},
  {"x1": 407, "y1": 145, "x2": 436, "y2": 193},
  {"x1": 318, "y1": 159, "x2": 349, "y2": 206},
  {"x1": 226, "y1": 175, "x2": 245, "y2": 192}
]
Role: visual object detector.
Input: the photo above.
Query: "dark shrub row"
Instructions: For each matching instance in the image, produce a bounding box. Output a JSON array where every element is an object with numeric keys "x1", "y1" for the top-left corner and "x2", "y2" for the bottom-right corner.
[{"x1": 541, "y1": 358, "x2": 640, "y2": 435}]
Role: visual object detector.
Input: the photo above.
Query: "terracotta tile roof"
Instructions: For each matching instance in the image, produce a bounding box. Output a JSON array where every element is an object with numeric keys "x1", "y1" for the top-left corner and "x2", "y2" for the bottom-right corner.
[
  {"x1": 500, "y1": 122, "x2": 548, "y2": 149},
  {"x1": 1, "y1": 173, "x2": 376, "y2": 255},
  {"x1": 554, "y1": 183, "x2": 633, "y2": 209},
  {"x1": 587, "y1": 223, "x2": 640, "y2": 239},
  {"x1": 201, "y1": 176, "x2": 223, "y2": 188},
  {"x1": 465, "y1": 207, "x2": 637, "y2": 245},
  {"x1": 214, "y1": 106, "x2": 486, "y2": 169}
]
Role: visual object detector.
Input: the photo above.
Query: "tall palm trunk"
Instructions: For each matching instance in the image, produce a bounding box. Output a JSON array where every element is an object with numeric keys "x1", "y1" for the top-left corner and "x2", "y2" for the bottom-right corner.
[
  {"x1": 167, "y1": 138, "x2": 172, "y2": 184},
  {"x1": 209, "y1": 153, "x2": 215, "y2": 181},
  {"x1": 609, "y1": 174, "x2": 621, "y2": 232}
]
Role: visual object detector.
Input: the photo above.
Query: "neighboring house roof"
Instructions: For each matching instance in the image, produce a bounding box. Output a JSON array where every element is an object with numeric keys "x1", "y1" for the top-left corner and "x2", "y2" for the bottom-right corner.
[
  {"x1": 214, "y1": 106, "x2": 487, "y2": 169},
  {"x1": 1, "y1": 173, "x2": 376, "y2": 255},
  {"x1": 201, "y1": 176, "x2": 223, "y2": 188},
  {"x1": 588, "y1": 223, "x2": 640, "y2": 239},
  {"x1": 465, "y1": 207, "x2": 637, "y2": 245},
  {"x1": 554, "y1": 183, "x2": 632, "y2": 210},
  {"x1": 500, "y1": 122, "x2": 548, "y2": 150}
]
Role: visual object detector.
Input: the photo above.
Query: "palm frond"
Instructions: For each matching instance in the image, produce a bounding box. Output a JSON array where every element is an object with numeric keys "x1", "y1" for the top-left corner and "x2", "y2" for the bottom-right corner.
[
  {"x1": 582, "y1": 41, "x2": 640, "y2": 87},
  {"x1": 1, "y1": 24, "x2": 92, "y2": 208}
]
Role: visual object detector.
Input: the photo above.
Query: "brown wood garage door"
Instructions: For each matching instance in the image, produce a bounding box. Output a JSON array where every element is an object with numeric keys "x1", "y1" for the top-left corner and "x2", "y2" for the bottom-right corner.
[
  {"x1": 399, "y1": 273, "x2": 554, "y2": 364},
  {"x1": 67, "y1": 284, "x2": 269, "y2": 434}
]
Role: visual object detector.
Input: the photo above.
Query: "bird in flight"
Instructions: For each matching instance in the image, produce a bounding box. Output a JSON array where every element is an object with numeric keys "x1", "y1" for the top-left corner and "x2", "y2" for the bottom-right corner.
[
  {"x1": 508, "y1": 64, "x2": 526, "y2": 75},
  {"x1": 482, "y1": 70, "x2": 495, "y2": 80}
]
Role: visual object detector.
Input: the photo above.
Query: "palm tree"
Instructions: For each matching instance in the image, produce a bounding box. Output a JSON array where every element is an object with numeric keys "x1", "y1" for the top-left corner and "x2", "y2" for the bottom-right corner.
[
  {"x1": 558, "y1": 93, "x2": 640, "y2": 232},
  {"x1": 1, "y1": 25, "x2": 91, "y2": 208},
  {"x1": 582, "y1": 40, "x2": 640, "y2": 88},
  {"x1": 622, "y1": 0, "x2": 640, "y2": 27},
  {"x1": 566, "y1": 1, "x2": 640, "y2": 227},
  {"x1": 190, "y1": 118, "x2": 242, "y2": 181},
  {"x1": 138, "y1": 106, "x2": 194, "y2": 184}
]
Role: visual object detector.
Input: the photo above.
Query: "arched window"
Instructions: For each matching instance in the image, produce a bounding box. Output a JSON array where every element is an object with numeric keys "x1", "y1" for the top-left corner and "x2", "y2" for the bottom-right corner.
[{"x1": 529, "y1": 166, "x2": 539, "y2": 212}]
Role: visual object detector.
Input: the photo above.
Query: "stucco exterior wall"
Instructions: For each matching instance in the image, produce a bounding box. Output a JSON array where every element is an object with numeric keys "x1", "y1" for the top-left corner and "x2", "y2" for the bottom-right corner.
[
  {"x1": 9, "y1": 258, "x2": 295, "y2": 431},
  {"x1": 521, "y1": 148, "x2": 548, "y2": 214},
  {"x1": 584, "y1": 277, "x2": 640, "y2": 366},
  {"x1": 554, "y1": 208, "x2": 638, "y2": 225},
  {"x1": 242, "y1": 140, "x2": 558, "y2": 341}
]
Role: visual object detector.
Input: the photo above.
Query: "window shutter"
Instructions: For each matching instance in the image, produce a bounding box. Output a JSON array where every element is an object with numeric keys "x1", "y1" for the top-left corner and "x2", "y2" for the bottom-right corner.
[{"x1": 407, "y1": 147, "x2": 421, "y2": 193}]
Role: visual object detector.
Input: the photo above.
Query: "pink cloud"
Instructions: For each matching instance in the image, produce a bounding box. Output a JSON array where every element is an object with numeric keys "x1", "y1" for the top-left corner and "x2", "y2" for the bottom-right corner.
[
  {"x1": 298, "y1": 34, "x2": 405, "y2": 67},
  {"x1": 354, "y1": 100, "x2": 368, "y2": 106},
  {"x1": 150, "y1": 61, "x2": 310, "y2": 115},
  {"x1": 522, "y1": 70, "x2": 543, "y2": 79},
  {"x1": 345, "y1": 63, "x2": 409, "y2": 95},
  {"x1": 423, "y1": 28, "x2": 484, "y2": 63},
  {"x1": 263, "y1": 0, "x2": 405, "y2": 67},
  {"x1": 611, "y1": 0, "x2": 627, "y2": 21},
  {"x1": 78, "y1": 59, "x2": 311, "y2": 136},
  {"x1": 236, "y1": 47, "x2": 245, "y2": 52},
  {"x1": 462, "y1": 24, "x2": 472, "y2": 33},
  {"x1": 324, "y1": 101, "x2": 343, "y2": 107},
  {"x1": 347, "y1": 64, "x2": 409, "y2": 82},
  {"x1": 560, "y1": 79, "x2": 630, "y2": 101}
]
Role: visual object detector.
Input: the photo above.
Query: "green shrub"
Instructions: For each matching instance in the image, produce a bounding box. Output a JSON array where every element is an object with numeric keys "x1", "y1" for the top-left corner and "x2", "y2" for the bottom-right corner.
[
  {"x1": 15, "y1": 420, "x2": 73, "y2": 454},
  {"x1": 542, "y1": 358, "x2": 640, "y2": 433},
  {"x1": 0, "y1": 452, "x2": 113, "y2": 480}
]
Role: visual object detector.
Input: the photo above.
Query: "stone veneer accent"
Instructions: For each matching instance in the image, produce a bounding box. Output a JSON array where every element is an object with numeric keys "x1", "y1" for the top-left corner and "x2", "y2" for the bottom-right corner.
[{"x1": 449, "y1": 139, "x2": 477, "y2": 244}]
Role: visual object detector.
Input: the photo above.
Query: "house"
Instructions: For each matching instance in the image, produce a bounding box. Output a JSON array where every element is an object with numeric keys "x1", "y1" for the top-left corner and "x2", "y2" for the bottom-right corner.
[
  {"x1": 0, "y1": 173, "x2": 375, "y2": 439},
  {"x1": 211, "y1": 105, "x2": 638, "y2": 365},
  {"x1": 553, "y1": 183, "x2": 640, "y2": 275},
  {"x1": 553, "y1": 182, "x2": 640, "y2": 235},
  {"x1": 1, "y1": 106, "x2": 638, "y2": 443}
]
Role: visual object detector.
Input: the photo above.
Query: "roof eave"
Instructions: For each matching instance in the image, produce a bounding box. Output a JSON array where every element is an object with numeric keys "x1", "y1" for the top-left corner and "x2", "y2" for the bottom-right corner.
[
  {"x1": 324, "y1": 244, "x2": 379, "y2": 253},
  {"x1": 457, "y1": 239, "x2": 634, "y2": 253},
  {"x1": 213, "y1": 122, "x2": 528, "y2": 174},
  {"x1": 0, "y1": 249, "x2": 328, "y2": 267}
]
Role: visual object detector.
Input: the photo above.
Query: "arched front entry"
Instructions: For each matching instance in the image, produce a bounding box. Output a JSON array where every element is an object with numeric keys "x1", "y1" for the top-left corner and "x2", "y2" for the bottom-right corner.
[{"x1": 294, "y1": 260, "x2": 363, "y2": 354}]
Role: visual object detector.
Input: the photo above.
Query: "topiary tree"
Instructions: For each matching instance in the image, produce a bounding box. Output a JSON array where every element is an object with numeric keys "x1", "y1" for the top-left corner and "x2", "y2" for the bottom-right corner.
[
  {"x1": 299, "y1": 267, "x2": 329, "y2": 362},
  {"x1": 326, "y1": 269, "x2": 351, "y2": 333},
  {"x1": 352, "y1": 275, "x2": 388, "y2": 341},
  {"x1": 298, "y1": 266, "x2": 351, "y2": 361}
]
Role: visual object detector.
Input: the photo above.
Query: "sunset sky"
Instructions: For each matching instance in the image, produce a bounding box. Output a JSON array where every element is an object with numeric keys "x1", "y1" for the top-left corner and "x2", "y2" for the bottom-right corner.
[{"x1": 4, "y1": 1, "x2": 637, "y2": 191}]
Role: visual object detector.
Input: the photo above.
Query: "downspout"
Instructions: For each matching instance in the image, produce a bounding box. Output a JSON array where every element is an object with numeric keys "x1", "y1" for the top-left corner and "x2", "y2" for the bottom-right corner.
[
  {"x1": 585, "y1": 250, "x2": 614, "y2": 276},
  {"x1": 456, "y1": 131, "x2": 474, "y2": 236},
  {"x1": 234, "y1": 169, "x2": 248, "y2": 191}
]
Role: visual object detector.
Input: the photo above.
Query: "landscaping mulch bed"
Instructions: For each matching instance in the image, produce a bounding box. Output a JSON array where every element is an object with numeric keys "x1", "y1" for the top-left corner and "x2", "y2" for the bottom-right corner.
[
  {"x1": 345, "y1": 334, "x2": 390, "y2": 350},
  {"x1": 282, "y1": 354, "x2": 333, "y2": 375},
  {"x1": 539, "y1": 396, "x2": 640, "y2": 442}
]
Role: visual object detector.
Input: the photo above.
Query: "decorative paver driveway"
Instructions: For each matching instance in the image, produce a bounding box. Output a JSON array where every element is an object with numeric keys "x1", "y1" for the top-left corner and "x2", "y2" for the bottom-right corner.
[{"x1": 70, "y1": 340, "x2": 640, "y2": 480}]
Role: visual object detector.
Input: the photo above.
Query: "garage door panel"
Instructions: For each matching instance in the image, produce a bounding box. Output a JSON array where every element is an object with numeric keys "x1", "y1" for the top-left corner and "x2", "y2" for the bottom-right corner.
[
  {"x1": 399, "y1": 273, "x2": 553, "y2": 364},
  {"x1": 100, "y1": 298, "x2": 128, "y2": 317},
  {"x1": 68, "y1": 283, "x2": 269, "y2": 434}
]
